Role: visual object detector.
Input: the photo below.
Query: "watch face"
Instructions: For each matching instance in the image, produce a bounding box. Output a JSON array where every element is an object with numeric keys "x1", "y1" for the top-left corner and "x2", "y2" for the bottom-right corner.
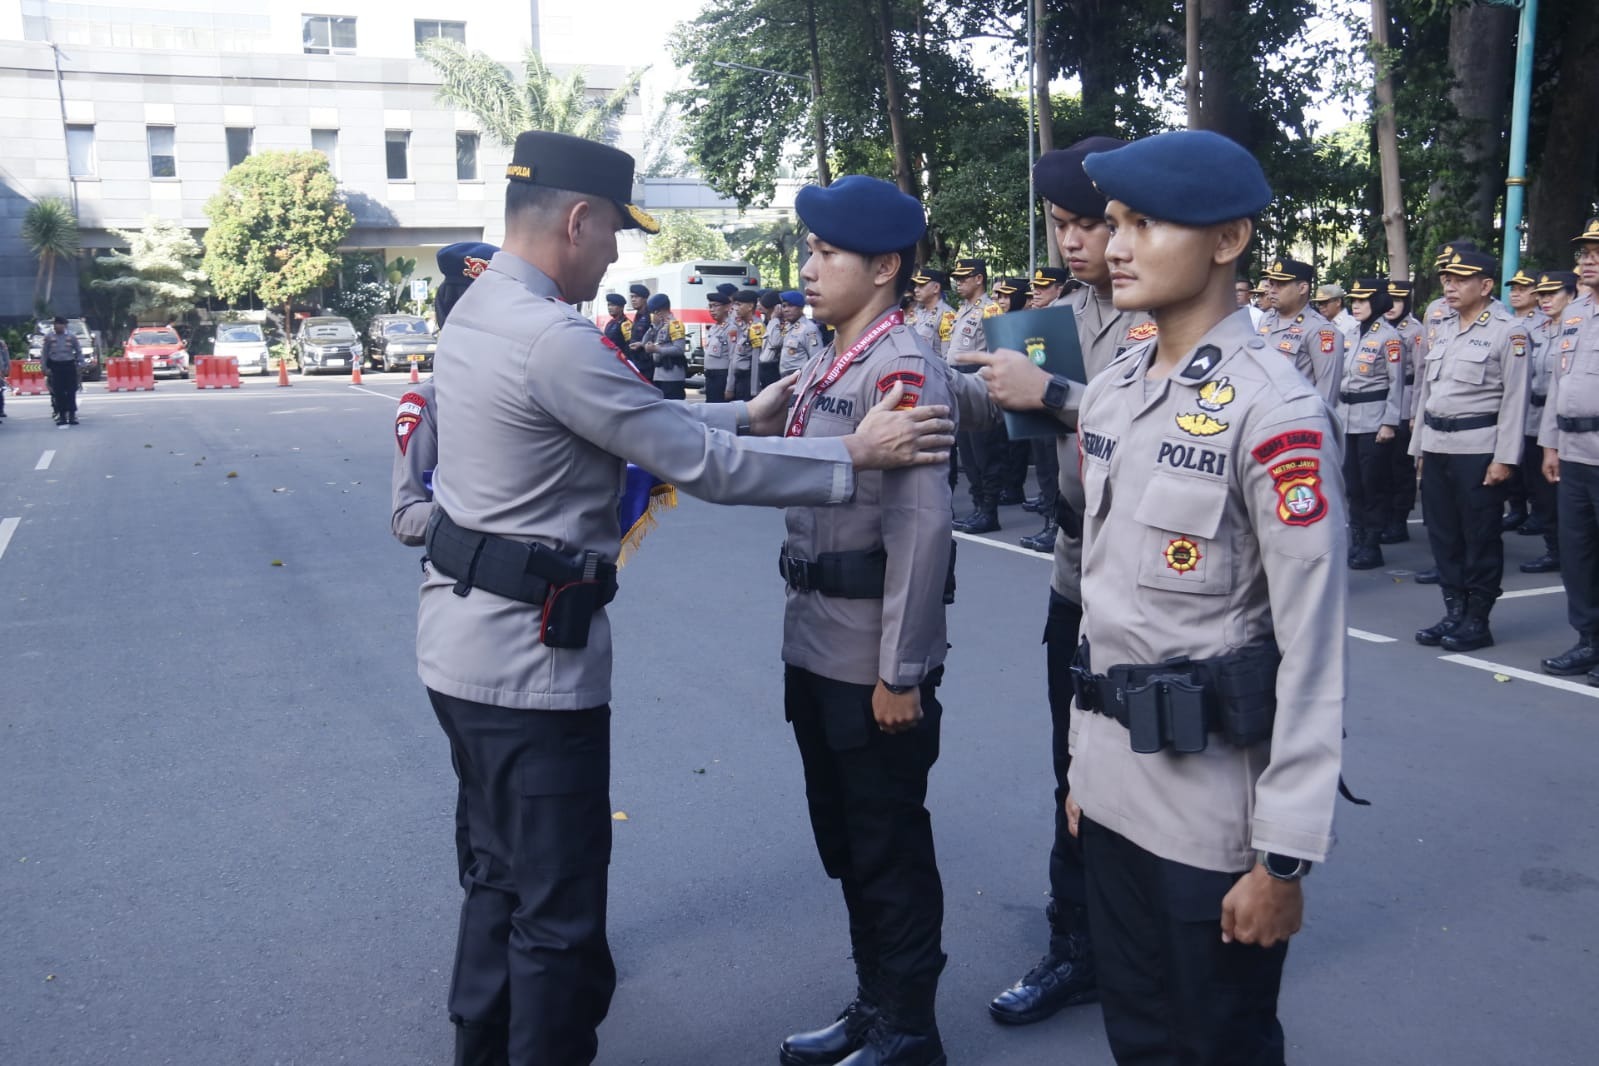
[{"x1": 1264, "y1": 853, "x2": 1305, "y2": 878}]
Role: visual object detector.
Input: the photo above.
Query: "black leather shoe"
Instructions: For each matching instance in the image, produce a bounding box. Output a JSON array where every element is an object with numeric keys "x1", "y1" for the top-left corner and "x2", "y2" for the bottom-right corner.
[
  {"x1": 1378, "y1": 522, "x2": 1410, "y2": 544},
  {"x1": 1349, "y1": 538, "x2": 1385, "y2": 571},
  {"x1": 781, "y1": 1001, "x2": 878, "y2": 1066},
  {"x1": 68, "y1": 414, "x2": 79, "y2": 425},
  {"x1": 997, "y1": 488, "x2": 1026, "y2": 506},
  {"x1": 1517, "y1": 518, "x2": 1546, "y2": 537},
  {"x1": 1520, "y1": 553, "x2": 1560, "y2": 574},
  {"x1": 1543, "y1": 639, "x2": 1599, "y2": 676},
  {"x1": 1019, "y1": 522, "x2": 1057, "y2": 553},
  {"x1": 1441, "y1": 615, "x2": 1494, "y2": 652},
  {"x1": 452, "y1": 1019, "x2": 509, "y2": 1066},
  {"x1": 1416, "y1": 598, "x2": 1464, "y2": 646},
  {"x1": 1022, "y1": 496, "x2": 1046, "y2": 513},
  {"x1": 954, "y1": 511, "x2": 1000, "y2": 534},
  {"x1": 1501, "y1": 511, "x2": 1527, "y2": 532},
  {"x1": 1415, "y1": 567, "x2": 1440, "y2": 585},
  {"x1": 988, "y1": 953, "x2": 1098, "y2": 1026},
  {"x1": 1586, "y1": 666, "x2": 1599, "y2": 688},
  {"x1": 835, "y1": 1021, "x2": 945, "y2": 1066}
]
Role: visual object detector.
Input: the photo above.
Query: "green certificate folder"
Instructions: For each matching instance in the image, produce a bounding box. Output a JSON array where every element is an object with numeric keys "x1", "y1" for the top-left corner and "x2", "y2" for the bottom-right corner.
[{"x1": 982, "y1": 305, "x2": 1085, "y2": 439}]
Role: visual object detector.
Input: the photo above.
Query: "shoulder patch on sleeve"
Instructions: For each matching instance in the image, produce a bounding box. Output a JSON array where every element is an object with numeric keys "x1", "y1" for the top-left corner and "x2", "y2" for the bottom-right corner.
[
  {"x1": 1318, "y1": 329, "x2": 1336, "y2": 354},
  {"x1": 1385, "y1": 338, "x2": 1402, "y2": 363},
  {"x1": 982, "y1": 302, "x2": 1003, "y2": 318},
  {"x1": 877, "y1": 369, "x2": 926, "y2": 394},
  {"x1": 1269, "y1": 456, "x2": 1328, "y2": 526},
  {"x1": 1251, "y1": 429, "x2": 1323, "y2": 465},
  {"x1": 620, "y1": 320, "x2": 632, "y2": 342},
  {"x1": 668, "y1": 320, "x2": 685, "y2": 341},
  {"x1": 938, "y1": 311, "x2": 955, "y2": 341},
  {"x1": 1510, "y1": 332, "x2": 1527, "y2": 357},
  {"x1": 1127, "y1": 321, "x2": 1158, "y2": 342},
  {"x1": 750, "y1": 322, "x2": 765, "y2": 345},
  {"x1": 395, "y1": 391, "x2": 427, "y2": 455}
]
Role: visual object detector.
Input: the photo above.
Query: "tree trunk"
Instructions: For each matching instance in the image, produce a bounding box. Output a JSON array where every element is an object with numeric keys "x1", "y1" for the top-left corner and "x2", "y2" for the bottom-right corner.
[
  {"x1": 42, "y1": 251, "x2": 55, "y2": 305},
  {"x1": 1445, "y1": 3, "x2": 1515, "y2": 239},
  {"x1": 804, "y1": 0, "x2": 832, "y2": 187},
  {"x1": 1195, "y1": 0, "x2": 1253, "y2": 148},
  {"x1": 1070, "y1": 0, "x2": 1117, "y2": 130},
  {"x1": 1527, "y1": 9, "x2": 1599, "y2": 269},
  {"x1": 1035, "y1": 0, "x2": 1060, "y2": 267},
  {"x1": 873, "y1": 0, "x2": 915, "y2": 199},
  {"x1": 1370, "y1": 0, "x2": 1408, "y2": 278}
]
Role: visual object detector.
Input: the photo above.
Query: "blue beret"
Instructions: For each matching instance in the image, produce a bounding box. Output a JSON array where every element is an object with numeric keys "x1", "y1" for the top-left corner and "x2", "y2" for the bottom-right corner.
[
  {"x1": 795, "y1": 174, "x2": 926, "y2": 256},
  {"x1": 733, "y1": 289, "x2": 760, "y2": 304},
  {"x1": 707, "y1": 292, "x2": 731, "y2": 305},
  {"x1": 1034, "y1": 136, "x2": 1124, "y2": 217},
  {"x1": 628, "y1": 283, "x2": 650, "y2": 298},
  {"x1": 715, "y1": 283, "x2": 738, "y2": 296},
  {"x1": 646, "y1": 293, "x2": 671, "y2": 312},
  {"x1": 605, "y1": 293, "x2": 625, "y2": 306},
  {"x1": 780, "y1": 290, "x2": 806, "y2": 308},
  {"x1": 1082, "y1": 131, "x2": 1270, "y2": 226},
  {"x1": 437, "y1": 242, "x2": 499, "y2": 283}
]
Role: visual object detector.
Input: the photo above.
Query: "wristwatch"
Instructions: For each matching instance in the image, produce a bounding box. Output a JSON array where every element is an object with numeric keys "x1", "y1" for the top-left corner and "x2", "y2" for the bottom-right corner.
[
  {"x1": 1041, "y1": 374, "x2": 1072, "y2": 411},
  {"x1": 1258, "y1": 851, "x2": 1313, "y2": 882},
  {"x1": 881, "y1": 680, "x2": 916, "y2": 695}
]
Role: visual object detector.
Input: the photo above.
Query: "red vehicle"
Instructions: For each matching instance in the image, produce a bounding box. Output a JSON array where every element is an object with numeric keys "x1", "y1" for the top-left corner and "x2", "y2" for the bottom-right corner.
[{"x1": 123, "y1": 325, "x2": 190, "y2": 379}]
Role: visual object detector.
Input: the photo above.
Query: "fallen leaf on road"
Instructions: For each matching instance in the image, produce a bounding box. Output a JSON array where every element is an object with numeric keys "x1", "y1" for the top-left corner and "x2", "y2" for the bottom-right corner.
[
  {"x1": 227, "y1": 471, "x2": 238, "y2": 478},
  {"x1": 45, "y1": 974, "x2": 54, "y2": 982},
  {"x1": 611, "y1": 811, "x2": 629, "y2": 822},
  {"x1": 143, "y1": 444, "x2": 152, "y2": 449},
  {"x1": 1493, "y1": 674, "x2": 1511, "y2": 683},
  {"x1": 270, "y1": 560, "x2": 284, "y2": 567}
]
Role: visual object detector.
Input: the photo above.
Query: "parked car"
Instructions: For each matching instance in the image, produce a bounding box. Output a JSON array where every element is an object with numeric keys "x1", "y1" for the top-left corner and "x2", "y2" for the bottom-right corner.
[
  {"x1": 292, "y1": 316, "x2": 360, "y2": 375},
  {"x1": 213, "y1": 322, "x2": 273, "y2": 375},
  {"x1": 122, "y1": 325, "x2": 191, "y2": 379},
  {"x1": 366, "y1": 314, "x2": 437, "y2": 372},
  {"x1": 27, "y1": 317, "x2": 104, "y2": 381}
]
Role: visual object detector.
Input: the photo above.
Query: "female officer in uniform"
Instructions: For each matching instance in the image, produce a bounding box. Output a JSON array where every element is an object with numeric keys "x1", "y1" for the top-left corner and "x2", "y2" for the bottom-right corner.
[{"x1": 1064, "y1": 130, "x2": 1347, "y2": 1066}]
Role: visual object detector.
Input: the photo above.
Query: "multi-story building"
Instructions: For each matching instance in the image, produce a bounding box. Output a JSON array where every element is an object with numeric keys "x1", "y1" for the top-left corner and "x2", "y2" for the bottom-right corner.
[{"x1": 0, "y1": 0, "x2": 644, "y2": 318}]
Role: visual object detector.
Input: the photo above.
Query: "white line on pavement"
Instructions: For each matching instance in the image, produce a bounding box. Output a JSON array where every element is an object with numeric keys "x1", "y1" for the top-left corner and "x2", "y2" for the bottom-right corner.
[
  {"x1": 1438, "y1": 653, "x2": 1599, "y2": 700},
  {"x1": 1500, "y1": 585, "x2": 1563, "y2": 600},
  {"x1": 0, "y1": 517, "x2": 19, "y2": 562},
  {"x1": 34, "y1": 450, "x2": 54, "y2": 471},
  {"x1": 348, "y1": 384, "x2": 407, "y2": 402},
  {"x1": 1348, "y1": 628, "x2": 1397, "y2": 644}
]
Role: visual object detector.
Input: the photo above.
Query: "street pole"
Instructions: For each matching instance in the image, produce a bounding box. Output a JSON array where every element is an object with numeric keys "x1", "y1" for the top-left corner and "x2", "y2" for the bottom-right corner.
[
  {"x1": 1370, "y1": 0, "x2": 1409, "y2": 279},
  {"x1": 1496, "y1": 0, "x2": 1538, "y2": 294},
  {"x1": 1026, "y1": 0, "x2": 1036, "y2": 275}
]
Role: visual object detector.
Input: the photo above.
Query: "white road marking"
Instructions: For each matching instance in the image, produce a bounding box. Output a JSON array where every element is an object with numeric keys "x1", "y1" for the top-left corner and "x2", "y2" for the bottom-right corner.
[
  {"x1": 1439, "y1": 654, "x2": 1599, "y2": 700},
  {"x1": 1500, "y1": 585, "x2": 1563, "y2": 600},
  {"x1": 34, "y1": 450, "x2": 54, "y2": 471},
  {"x1": 0, "y1": 517, "x2": 19, "y2": 562},
  {"x1": 347, "y1": 384, "x2": 408, "y2": 402},
  {"x1": 953, "y1": 528, "x2": 1402, "y2": 644}
]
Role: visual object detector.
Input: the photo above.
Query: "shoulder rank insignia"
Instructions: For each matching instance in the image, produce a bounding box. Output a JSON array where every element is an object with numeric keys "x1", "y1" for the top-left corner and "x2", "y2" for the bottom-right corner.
[
  {"x1": 668, "y1": 320, "x2": 685, "y2": 341},
  {"x1": 1127, "y1": 321, "x2": 1157, "y2": 342},
  {"x1": 749, "y1": 322, "x2": 765, "y2": 345},
  {"x1": 620, "y1": 320, "x2": 632, "y2": 342},
  {"x1": 938, "y1": 311, "x2": 955, "y2": 341},
  {"x1": 1477, "y1": 310, "x2": 1492, "y2": 325},
  {"x1": 983, "y1": 301, "x2": 1003, "y2": 318},
  {"x1": 1180, "y1": 345, "x2": 1222, "y2": 380}
]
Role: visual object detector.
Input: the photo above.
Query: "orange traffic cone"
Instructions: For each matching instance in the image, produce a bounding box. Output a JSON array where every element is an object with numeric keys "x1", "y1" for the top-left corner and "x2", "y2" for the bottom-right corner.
[
  {"x1": 409, "y1": 361, "x2": 420, "y2": 385},
  {"x1": 351, "y1": 359, "x2": 363, "y2": 386},
  {"x1": 277, "y1": 355, "x2": 292, "y2": 388}
]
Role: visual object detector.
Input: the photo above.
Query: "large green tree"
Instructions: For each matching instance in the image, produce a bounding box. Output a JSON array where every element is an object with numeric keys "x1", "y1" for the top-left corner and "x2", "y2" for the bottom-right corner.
[
  {"x1": 419, "y1": 40, "x2": 644, "y2": 147},
  {"x1": 202, "y1": 151, "x2": 354, "y2": 324},
  {"x1": 645, "y1": 212, "x2": 732, "y2": 264},
  {"x1": 89, "y1": 216, "x2": 209, "y2": 324},
  {"x1": 22, "y1": 197, "x2": 79, "y2": 308}
]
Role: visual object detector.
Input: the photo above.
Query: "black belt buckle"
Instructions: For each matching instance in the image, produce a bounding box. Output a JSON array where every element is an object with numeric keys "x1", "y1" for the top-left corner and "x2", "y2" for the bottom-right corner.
[
  {"x1": 781, "y1": 552, "x2": 814, "y2": 592},
  {"x1": 1124, "y1": 672, "x2": 1209, "y2": 755}
]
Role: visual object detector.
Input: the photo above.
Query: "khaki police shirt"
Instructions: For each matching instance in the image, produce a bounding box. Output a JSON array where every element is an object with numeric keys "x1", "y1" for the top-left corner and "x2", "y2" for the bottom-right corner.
[
  {"x1": 907, "y1": 300, "x2": 955, "y2": 358},
  {"x1": 1070, "y1": 308, "x2": 1347, "y2": 873},
  {"x1": 1394, "y1": 314, "x2": 1427, "y2": 421},
  {"x1": 1523, "y1": 311, "x2": 1553, "y2": 431},
  {"x1": 417, "y1": 252, "x2": 857, "y2": 710},
  {"x1": 729, "y1": 316, "x2": 757, "y2": 378},
  {"x1": 391, "y1": 381, "x2": 438, "y2": 546},
  {"x1": 780, "y1": 310, "x2": 954, "y2": 687},
  {"x1": 781, "y1": 316, "x2": 824, "y2": 376},
  {"x1": 1409, "y1": 303, "x2": 1530, "y2": 464},
  {"x1": 944, "y1": 299, "x2": 1000, "y2": 365},
  {"x1": 1257, "y1": 306, "x2": 1344, "y2": 405},
  {"x1": 1539, "y1": 294, "x2": 1599, "y2": 465},
  {"x1": 760, "y1": 317, "x2": 786, "y2": 365},
  {"x1": 647, "y1": 316, "x2": 688, "y2": 383},
  {"x1": 40, "y1": 331, "x2": 81, "y2": 364},
  {"x1": 1335, "y1": 320, "x2": 1404, "y2": 434},
  {"x1": 703, "y1": 315, "x2": 732, "y2": 370}
]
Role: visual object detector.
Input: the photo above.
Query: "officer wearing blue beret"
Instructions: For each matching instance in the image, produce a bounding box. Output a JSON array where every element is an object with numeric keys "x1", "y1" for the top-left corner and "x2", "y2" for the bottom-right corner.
[
  {"x1": 775, "y1": 173, "x2": 957, "y2": 1066},
  {"x1": 704, "y1": 290, "x2": 734, "y2": 401},
  {"x1": 1061, "y1": 130, "x2": 1347, "y2": 1066},
  {"x1": 641, "y1": 292, "x2": 687, "y2": 399},
  {"x1": 602, "y1": 292, "x2": 631, "y2": 357},
  {"x1": 779, "y1": 289, "x2": 825, "y2": 375}
]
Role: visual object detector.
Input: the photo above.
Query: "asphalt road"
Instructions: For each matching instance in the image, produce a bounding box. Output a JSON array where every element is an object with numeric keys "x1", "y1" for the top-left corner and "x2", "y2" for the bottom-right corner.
[{"x1": 2, "y1": 376, "x2": 1596, "y2": 1065}]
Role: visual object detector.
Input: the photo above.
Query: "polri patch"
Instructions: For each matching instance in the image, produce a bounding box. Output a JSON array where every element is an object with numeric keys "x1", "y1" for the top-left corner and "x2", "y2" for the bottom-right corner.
[
  {"x1": 1156, "y1": 439, "x2": 1228, "y2": 478},
  {"x1": 1386, "y1": 338, "x2": 1403, "y2": 363},
  {"x1": 1319, "y1": 330, "x2": 1336, "y2": 354},
  {"x1": 395, "y1": 391, "x2": 427, "y2": 455},
  {"x1": 1269, "y1": 456, "x2": 1327, "y2": 526},
  {"x1": 1252, "y1": 429, "x2": 1323, "y2": 464}
]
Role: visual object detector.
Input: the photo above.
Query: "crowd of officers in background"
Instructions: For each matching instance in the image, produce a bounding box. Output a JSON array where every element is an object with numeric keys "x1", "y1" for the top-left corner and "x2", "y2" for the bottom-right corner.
[{"x1": 600, "y1": 220, "x2": 1599, "y2": 682}]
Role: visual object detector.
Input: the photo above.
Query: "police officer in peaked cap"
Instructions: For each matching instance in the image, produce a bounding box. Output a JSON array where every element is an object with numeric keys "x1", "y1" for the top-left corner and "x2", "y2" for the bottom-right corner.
[
  {"x1": 415, "y1": 131, "x2": 954, "y2": 1066},
  {"x1": 1067, "y1": 129, "x2": 1348, "y2": 1065}
]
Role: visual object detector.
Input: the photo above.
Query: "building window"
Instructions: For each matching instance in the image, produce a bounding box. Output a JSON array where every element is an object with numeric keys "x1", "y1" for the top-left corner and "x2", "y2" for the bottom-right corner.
[
  {"x1": 225, "y1": 127, "x2": 253, "y2": 168},
  {"x1": 302, "y1": 14, "x2": 356, "y2": 55},
  {"x1": 385, "y1": 130, "x2": 410, "y2": 181},
  {"x1": 66, "y1": 125, "x2": 96, "y2": 178},
  {"x1": 147, "y1": 125, "x2": 177, "y2": 178},
  {"x1": 455, "y1": 132, "x2": 479, "y2": 181},
  {"x1": 414, "y1": 20, "x2": 465, "y2": 51},
  {"x1": 311, "y1": 128, "x2": 339, "y2": 177}
]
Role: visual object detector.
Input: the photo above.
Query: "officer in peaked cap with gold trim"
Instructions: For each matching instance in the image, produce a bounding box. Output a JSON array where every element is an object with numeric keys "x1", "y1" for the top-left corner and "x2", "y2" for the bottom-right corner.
[
  {"x1": 415, "y1": 131, "x2": 954, "y2": 1066},
  {"x1": 1258, "y1": 257, "x2": 1345, "y2": 404},
  {"x1": 906, "y1": 267, "x2": 955, "y2": 357},
  {"x1": 947, "y1": 257, "x2": 1010, "y2": 533},
  {"x1": 1068, "y1": 129, "x2": 1347, "y2": 1066},
  {"x1": 1408, "y1": 249, "x2": 1530, "y2": 653}
]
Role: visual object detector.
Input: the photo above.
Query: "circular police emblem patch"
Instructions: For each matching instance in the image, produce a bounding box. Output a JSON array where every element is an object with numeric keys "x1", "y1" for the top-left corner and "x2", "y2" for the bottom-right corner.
[{"x1": 1164, "y1": 537, "x2": 1202, "y2": 573}]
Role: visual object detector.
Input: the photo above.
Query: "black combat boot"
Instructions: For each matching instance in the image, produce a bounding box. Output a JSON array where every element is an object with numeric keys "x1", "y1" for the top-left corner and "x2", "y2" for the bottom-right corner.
[
  {"x1": 781, "y1": 999, "x2": 880, "y2": 1066},
  {"x1": 988, "y1": 923, "x2": 1097, "y2": 1025},
  {"x1": 1022, "y1": 496, "x2": 1046, "y2": 514},
  {"x1": 1520, "y1": 552, "x2": 1559, "y2": 574},
  {"x1": 1349, "y1": 529, "x2": 1385, "y2": 571},
  {"x1": 1378, "y1": 520, "x2": 1410, "y2": 544},
  {"x1": 954, "y1": 504, "x2": 1000, "y2": 534},
  {"x1": 1501, "y1": 507, "x2": 1527, "y2": 532},
  {"x1": 1415, "y1": 594, "x2": 1465, "y2": 646},
  {"x1": 997, "y1": 487, "x2": 1026, "y2": 507},
  {"x1": 1415, "y1": 567, "x2": 1440, "y2": 584},
  {"x1": 451, "y1": 1018, "x2": 509, "y2": 1066},
  {"x1": 1441, "y1": 594, "x2": 1495, "y2": 652},
  {"x1": 1019, "y1": 518, "x2": 1058, "y2": 553},
  {"x1": 1543, "y1": 635, "x2": 1599, "y2": 676},
  {"x1": 838, "y1": 982, "x2": 944, "y2": 1066}
]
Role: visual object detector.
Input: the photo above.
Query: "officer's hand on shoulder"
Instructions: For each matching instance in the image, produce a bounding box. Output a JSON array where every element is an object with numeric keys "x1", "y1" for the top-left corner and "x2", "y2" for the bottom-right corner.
[{"x1": 845, "y1": 383, "x2": 956, "y2": 470}]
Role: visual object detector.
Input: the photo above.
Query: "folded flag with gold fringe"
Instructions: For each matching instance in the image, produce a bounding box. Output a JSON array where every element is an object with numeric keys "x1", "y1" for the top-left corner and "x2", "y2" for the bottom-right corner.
[{"x1": 616, "y1": 463, "x2": 677, "y2": 568}]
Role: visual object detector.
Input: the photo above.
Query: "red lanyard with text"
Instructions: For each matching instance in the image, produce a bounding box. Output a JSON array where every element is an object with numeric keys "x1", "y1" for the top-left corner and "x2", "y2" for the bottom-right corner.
[{"x1": 786, "y1": 310, "x2": 903, "y2": 438}]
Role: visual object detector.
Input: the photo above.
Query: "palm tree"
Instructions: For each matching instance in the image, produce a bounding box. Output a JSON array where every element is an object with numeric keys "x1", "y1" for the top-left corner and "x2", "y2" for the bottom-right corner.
[
  {"x1": 418, "y1": 39, "x2": 646, "y2": 148},
  {"x1": 22, "y1": 197, "x2": 80, "y2": 307}
]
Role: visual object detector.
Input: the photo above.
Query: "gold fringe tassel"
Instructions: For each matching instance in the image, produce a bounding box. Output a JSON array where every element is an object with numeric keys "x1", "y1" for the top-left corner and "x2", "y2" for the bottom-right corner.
[{"x1": 616, "y1": 482, "x2": 679, "y2": 568}]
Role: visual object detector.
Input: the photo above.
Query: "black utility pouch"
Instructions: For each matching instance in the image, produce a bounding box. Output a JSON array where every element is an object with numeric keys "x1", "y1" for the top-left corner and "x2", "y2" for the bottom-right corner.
[
  {"x1": 541, "y1": 580, "x2": 602, "y2": 648},
  {"x1": 1213, "y1": 644, "x2": 1279, "y2": 748}
]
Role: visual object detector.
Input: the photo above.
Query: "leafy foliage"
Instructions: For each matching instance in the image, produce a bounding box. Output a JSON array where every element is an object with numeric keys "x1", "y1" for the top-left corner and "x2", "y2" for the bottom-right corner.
[
  {"x1": 645, "y1": 212, "x2": 732, "y2": 265},
  {"x1": 419, "y1": 39, "x2": 645, "y2": 147},
  {"x1": 202, "y1": 151, "x2": 354, "y2": 315},
  {"x1": 329, "y1": 281, "x2": 390, "y2": 336},
  {"x1": 88, "y1": 216, "x2": 209, "y2": 324},
  {"x1": 728, "y1": 217, "x2": 806, "y2": 290},
  {"x1": 22, "y1": 197, "x2": 80, "y2": 307}
]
